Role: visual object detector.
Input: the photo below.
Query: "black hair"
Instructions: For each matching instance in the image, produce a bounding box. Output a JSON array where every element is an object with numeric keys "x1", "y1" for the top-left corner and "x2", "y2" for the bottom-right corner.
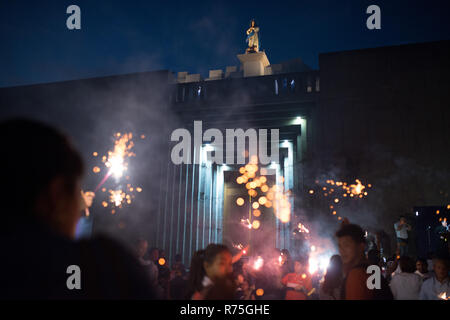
[
  {"x1": 186, "y1": 244, "x2": 230, "y2": 299},
  {"x1": 367, "y1": 249, "x2": 380, "y2": 265},
  {"x1": 399, "y1": 256, "x2": 415, "y2": 273},
  {"x1": 293, "y1": 255, "x2": 308, "y2": 265},
  {"x1": 0, "y1": 118, "x2": 84, "y2": 226},
  {"x1": 335, "y1": 223, "x2": 366, "y2": 244},
  {"x1": 416, "y1": 258, "x2": 428, "y2": 266}
]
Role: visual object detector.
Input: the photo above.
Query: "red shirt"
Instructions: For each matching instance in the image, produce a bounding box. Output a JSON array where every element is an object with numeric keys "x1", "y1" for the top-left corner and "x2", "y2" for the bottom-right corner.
[
  {"x1": 282, "y1": 273, "x2": 313, "y2": 300},
  {"x1": 345, "y1": 268, "x2": 374, "y2": 300}
]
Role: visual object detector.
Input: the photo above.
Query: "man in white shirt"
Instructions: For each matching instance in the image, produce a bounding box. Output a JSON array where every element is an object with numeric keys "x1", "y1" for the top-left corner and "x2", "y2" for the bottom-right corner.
[
  {"x1": 394, "y1": 216, "x2": 411, "y2": 257},
  {"x1": 419, "y1": 258, "x2": 450, "y2": 300},
  {"x1": 390, "y1": 256, "x2": 423, "y2": 300},
  {"x1": 415, "y1": 258, "x2": 432, "y2": 280}
]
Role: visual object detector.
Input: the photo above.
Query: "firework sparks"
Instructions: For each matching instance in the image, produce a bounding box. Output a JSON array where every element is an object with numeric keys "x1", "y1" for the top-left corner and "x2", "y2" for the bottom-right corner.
[
  {"x1": 105, "y1": 133, "x2": 135, "y2": 180},
  {"x1": 89, "y1": 132, "x2": 145, "y2": 214},
  {"x1": 241, "y1": 218, "x2": 252, "y2": 229},
  {"x1": 110, "y1": 189, "x2": 126, "y2": 207},
  {"x1": 308, "y1": 178, "x2": 371, "y2": 219},
  {"x1": 297, "y1": 223, "x2": 310, "y2": 234},
  {"x1": 93, "y1": 132, "x2": 136, "y2": 192}
]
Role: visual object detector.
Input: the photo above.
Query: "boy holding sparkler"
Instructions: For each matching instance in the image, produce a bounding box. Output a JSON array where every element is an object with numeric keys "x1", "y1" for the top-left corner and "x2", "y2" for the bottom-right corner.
[{"x1": 281, "y1": 257, "x2": 313, "y2": 300}]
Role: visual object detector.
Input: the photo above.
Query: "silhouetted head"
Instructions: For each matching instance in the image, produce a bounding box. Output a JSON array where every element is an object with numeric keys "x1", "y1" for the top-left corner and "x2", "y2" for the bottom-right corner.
[
  {"x1": 0, "y1": 118, "x2": 84, "y2": 238},
  {"x1": 399, "y1": 256, "x2": 415, "y2": 273}
]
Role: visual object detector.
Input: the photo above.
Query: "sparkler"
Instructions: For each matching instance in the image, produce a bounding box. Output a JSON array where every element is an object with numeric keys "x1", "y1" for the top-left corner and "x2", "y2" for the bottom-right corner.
[
  {"x1": 253, "y1": 256, "x2": 264, "y2": 271},
  {"x1": 438, "y1": 292, "x2": 449, "y2": 300},
  {"x1": 297, "y1": 223, "x2": 310, "y2": 234},
  {"x1": 90, "y1": 132, "x2": 145, "y2": 214},
  {"x1": 110, "y1": 189, "x2": 126, "y2": 207},
  {"x1": 241, "y1": 218, "x2": 252, "y2": 229},
  {"x1": 93, "y1": 132, "x2": 136, "y2": 192}
]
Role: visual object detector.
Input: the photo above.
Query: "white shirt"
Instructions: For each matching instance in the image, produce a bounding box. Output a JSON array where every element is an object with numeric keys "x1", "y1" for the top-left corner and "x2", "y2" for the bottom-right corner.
[
  {"x1": 394, "y1": 222, "x2": 408, "y2": 239},
  {"x1": 415, "y1": 270, "x2": 432, "y2": 280},
  {"x1": 390, "y1": 273, "x2": 423, "y2": 300},
  {"x1": 419, "y1": 276, "x2": 450, "y2": 300}
]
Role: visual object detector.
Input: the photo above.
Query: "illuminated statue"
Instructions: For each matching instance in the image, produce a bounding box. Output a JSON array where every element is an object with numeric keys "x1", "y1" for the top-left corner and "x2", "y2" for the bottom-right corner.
[{"x1": 245, "y1": 19, "x2": 259, "y2": 53}]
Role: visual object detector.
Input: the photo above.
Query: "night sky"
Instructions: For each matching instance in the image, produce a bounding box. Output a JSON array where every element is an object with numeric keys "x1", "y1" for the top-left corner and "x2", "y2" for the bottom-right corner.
[{"x1": 1, "y1": 0, "x2": 449, "y2": 87}]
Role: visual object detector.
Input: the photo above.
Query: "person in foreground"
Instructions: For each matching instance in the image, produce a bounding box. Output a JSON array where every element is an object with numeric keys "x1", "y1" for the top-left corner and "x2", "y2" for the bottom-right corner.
[
  {"x1": 0, "y1": 118, "x2": 156, "y2": 299},
  {"x1": 336, "y1": 222, "x2": 393, "y2": 300}
]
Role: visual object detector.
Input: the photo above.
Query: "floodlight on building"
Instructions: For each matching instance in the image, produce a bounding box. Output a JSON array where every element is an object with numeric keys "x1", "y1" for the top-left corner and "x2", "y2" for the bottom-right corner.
[{"x1": 293, "y1": 116, "x2": 303, "y2": 125}]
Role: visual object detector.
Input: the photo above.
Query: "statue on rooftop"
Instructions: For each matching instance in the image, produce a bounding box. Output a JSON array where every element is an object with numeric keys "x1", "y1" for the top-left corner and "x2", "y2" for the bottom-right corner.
[{"x1": 245, "y1": 19, "x2": 260, "y2": 53}]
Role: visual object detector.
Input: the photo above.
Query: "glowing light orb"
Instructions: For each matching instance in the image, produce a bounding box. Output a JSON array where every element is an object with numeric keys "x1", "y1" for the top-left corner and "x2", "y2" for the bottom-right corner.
[
  {"x1": 236, "y1": 197, "x2": 244, "y2": 206},
  {"x1": 258, "y1": 196, "x2": 267, "y2": 205}
]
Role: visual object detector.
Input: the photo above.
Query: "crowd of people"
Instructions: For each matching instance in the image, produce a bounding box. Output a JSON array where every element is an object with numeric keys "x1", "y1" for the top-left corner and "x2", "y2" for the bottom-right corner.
[
  {"x1": 1, "y1": 118, "x2": 449, "y2": 300},
  {"x1": 133, "y1": 223, "x2": 450, "y2": 300}
]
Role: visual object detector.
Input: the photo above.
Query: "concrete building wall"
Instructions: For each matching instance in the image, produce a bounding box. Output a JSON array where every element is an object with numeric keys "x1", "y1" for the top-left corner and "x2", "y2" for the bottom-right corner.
[{"x1": 311, "y1": 40, "x2": 450, "y2": 255}]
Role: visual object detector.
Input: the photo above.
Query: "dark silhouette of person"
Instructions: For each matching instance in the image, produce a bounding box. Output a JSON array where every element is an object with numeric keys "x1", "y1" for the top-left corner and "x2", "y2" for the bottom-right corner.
[{"x1": 0, "y1": 118, "x2": 157, "y2": 299}]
